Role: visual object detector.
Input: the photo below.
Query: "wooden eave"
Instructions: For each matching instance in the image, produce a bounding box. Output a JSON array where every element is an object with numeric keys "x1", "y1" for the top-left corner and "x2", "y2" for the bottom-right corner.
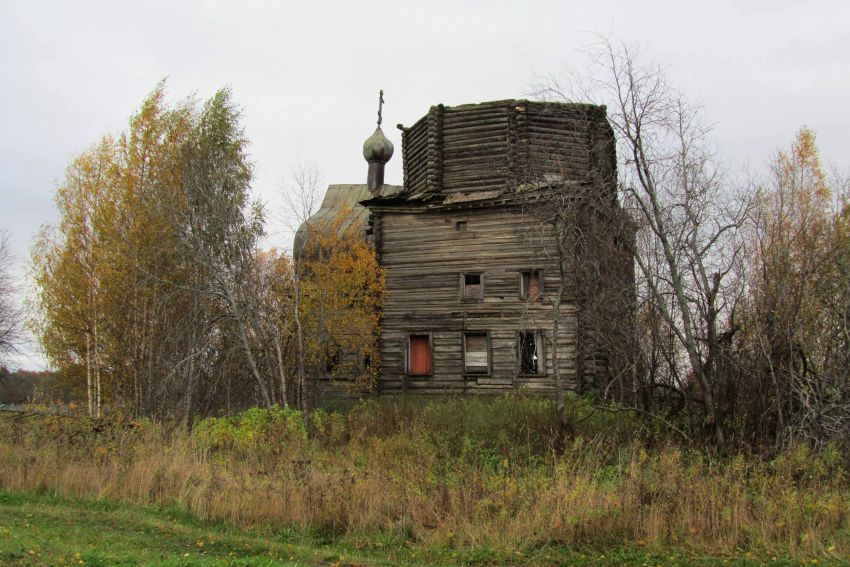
[{"x1": 360, "y1": 180, "x2": 590, "y2": 214}]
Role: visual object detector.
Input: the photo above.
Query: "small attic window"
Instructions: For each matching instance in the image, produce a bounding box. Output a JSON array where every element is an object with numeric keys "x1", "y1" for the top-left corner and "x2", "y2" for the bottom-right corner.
[
  {"x1": 461, "y1": 273, "x2": 483, "y2": 300},
  {"x1": 520, "y1": 270, "x2": 543, "y2": 300},
  {"x1": 455, "y1": 221, "x2": 467, "y2": 231}
]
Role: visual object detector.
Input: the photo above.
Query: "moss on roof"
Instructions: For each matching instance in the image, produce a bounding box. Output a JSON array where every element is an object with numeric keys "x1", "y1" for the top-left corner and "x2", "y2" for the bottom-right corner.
[{"x1": 293, "y1": 183, "x2": 402, "y2": 257}]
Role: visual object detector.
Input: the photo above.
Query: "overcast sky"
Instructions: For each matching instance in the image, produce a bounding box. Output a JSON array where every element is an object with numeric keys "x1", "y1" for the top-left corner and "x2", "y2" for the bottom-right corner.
[{"x1": 1, "y1": 0, "x2": 848, "y2": 368}]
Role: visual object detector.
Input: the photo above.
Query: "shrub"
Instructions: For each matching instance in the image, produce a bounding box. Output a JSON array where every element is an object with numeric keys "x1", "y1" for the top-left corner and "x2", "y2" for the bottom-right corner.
[{"x1": 193, "y1": 405, "x2": 307, "y2": 454}]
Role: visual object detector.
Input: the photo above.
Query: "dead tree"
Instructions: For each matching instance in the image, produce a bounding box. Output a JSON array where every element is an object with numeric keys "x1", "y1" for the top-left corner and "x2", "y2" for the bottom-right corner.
[
  {"x1": 0, "y1": 230, "x2": 23, "y2": 367},
  {"x1": 535, "y1": 39, "x2": 752, "y2": 445},
  {"x1": 283, "y1": 158, "x2": 321, "y2": 414}
]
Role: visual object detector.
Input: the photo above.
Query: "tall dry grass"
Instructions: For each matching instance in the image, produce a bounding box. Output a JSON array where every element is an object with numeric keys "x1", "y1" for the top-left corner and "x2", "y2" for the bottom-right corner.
[{"x1": 0, "y1": 397, "x2": 847, "y2": 558}]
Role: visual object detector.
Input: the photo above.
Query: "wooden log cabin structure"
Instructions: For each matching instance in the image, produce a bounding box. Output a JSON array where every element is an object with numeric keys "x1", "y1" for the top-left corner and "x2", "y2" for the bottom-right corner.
[{"x1": 298, "y1": 97, "x2": 634, "y2": 401}]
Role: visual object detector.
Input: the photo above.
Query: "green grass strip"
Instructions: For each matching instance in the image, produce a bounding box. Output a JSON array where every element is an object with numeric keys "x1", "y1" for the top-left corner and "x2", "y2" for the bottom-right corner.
[{"x1": 0, "y1": 489, "x2": 841, "y2": 566}]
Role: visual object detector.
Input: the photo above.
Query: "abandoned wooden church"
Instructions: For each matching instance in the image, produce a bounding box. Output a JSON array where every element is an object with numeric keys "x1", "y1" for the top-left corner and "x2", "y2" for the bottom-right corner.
[{"x1": 299, "y1": 97, "x2": 634, "y2": 400}]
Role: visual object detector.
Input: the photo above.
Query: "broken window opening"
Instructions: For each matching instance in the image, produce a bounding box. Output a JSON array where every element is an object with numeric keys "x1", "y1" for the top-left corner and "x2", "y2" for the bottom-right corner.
[
  {"x1": 463, "y1": 332, "x2": 489, "y2": 374},
  {"x1": 518, "y1": 330, "x2": 543, "y2": 375},
  {"x1": 462, "y1": 273, "x2": 483, "y2": 300},
  {"x1": 520, "y1": 270, "x2": 542, "y2": 300},
  {"x1": 408, "y1": 334, "x2": 432, "y2": 376}
]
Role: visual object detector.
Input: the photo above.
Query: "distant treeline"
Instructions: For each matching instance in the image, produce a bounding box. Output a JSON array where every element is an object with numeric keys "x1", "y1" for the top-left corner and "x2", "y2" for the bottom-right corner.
[{"x1": 0, "y1": 368, "x2": 62, "y2": 404}]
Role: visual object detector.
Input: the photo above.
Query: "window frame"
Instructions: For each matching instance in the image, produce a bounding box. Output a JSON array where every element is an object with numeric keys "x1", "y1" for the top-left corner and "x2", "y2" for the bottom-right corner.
[
  {"x1": 406, "y1": 332, "x2": 434, "y2": 377},
  {"x1": 519, "y1": 269, "x2": 544, "y2": 300},
  {"x1": 460, "y1": 272, "x2": 484, "y2": 302},
  {"x1": 462, "y1": 331, "x2": 491, "y2": 376},
  {"x1": 517, "y1": 329, "x2": 546, "y2": 376}
]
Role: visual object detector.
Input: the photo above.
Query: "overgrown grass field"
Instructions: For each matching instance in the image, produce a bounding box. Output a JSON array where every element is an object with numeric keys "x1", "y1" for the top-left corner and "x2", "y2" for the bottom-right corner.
[{"x1": 1, "y1": 397, "x2": 848, "y2": 565}]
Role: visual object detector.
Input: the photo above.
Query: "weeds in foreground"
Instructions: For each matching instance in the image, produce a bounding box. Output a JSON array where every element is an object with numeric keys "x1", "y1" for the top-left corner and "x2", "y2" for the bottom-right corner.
[{"x1": 0, "y1": 396, "x2": 847, "y2": 560}]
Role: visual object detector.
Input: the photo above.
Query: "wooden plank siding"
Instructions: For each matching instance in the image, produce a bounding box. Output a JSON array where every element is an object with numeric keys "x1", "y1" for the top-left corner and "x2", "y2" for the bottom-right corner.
[{"x1": 372, "y1": 204, "x2": 579, "y2": 396}]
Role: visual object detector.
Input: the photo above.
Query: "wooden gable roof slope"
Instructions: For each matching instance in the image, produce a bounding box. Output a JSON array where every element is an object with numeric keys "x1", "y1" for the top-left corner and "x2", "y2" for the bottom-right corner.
[{"x1": 293, "y1": 183, "x2": 402, "y2": 258}]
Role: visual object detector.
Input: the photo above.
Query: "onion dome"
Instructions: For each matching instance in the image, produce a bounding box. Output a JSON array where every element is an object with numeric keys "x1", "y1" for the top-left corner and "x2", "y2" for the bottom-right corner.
[{"x1": 363, "y1": 126, "x2": 394, "y2": 163}]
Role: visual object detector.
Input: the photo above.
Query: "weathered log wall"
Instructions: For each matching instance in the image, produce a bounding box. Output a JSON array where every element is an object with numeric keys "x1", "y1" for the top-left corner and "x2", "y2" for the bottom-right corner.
[
  {"x1": 312, "y1": 99, "x2": 626, "y2": 402},
  {"x1": 373, "y1": 205, "x2": 578, "y2": 395},
  {"x1": 401, "y1": 100, "x2": 616, "y2": 198}
]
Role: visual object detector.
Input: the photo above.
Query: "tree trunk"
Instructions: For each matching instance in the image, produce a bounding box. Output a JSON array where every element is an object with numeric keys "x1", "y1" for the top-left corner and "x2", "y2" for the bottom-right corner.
[
  {"x1": 93, "y1": 317, "x2": 101, "y2": 418},
  {"x1": 273, "y1": 333, "x2": 288, "y2": 408},
  {"x1": 224, "y1": 284, "x2": 272, "y2": 407},
  {"x1": 237, "y1": 315, "x2": 272, "y2": 407},
  {"x1": 293, "y1": 268, "x2": 308, "y2": 423},
  {"x1": 85, "y1": 331, "x2": 93, "y2": 417}
]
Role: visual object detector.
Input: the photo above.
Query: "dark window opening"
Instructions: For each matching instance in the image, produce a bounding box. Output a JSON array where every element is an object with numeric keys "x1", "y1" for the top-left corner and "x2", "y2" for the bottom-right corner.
[
  {"x1": 324, "y1": 349, "x2": 341, "y2": 373},
  {"x1": 408, "y1": 334, "x2": 432, "y2": 375},
  {"x1": 455, "y1": 220, "x2": 467, "y2": 231},
  {"x1": 520, "y1": 270, "x2": 542, "y2": 300},
  {"x1": 518, "y1": 331, "x2": 541, "y2": 374},
  {"x1": 462, "y1": 273, "x2": 482, "y2": 300},
  {"x1": 464, "y1": 332, "x2": 489, "y2": 374},
  {"x1": 363, "y1": 353, "x2": 371, "y2": 370}
]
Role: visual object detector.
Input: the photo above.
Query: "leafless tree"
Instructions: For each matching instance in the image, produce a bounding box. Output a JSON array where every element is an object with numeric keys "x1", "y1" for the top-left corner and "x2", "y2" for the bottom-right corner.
[
  {"x1": 252, "y1": 248, "x2": 292, "y2": 408},
  {"x1": 534, "y1": 39, "x2": 752, "y2": 444},
  {"x1": 0, "y1": 230, "x2": 24, "y2": 366},
  {"x1": 282, "y1": 158, "x2": 322, "y2": 414}
]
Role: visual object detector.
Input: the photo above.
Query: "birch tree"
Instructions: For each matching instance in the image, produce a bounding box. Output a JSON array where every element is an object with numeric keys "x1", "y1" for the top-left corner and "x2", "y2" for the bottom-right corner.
[
  {"x1": 181, "y1": 88, "x2": 273, "y2": 407},
  {"x1": 32, "y1": 138, "x2": 116, "y2": 416},
  {"x1": 741, "y1": 128, "x2": 850, "y2": 448},
  {"x1": 34, "y1": 83, "x2": 273, "y2": 418},
  {"x1": 284, "y1": 159, "x2": 321, "y2": 414}
]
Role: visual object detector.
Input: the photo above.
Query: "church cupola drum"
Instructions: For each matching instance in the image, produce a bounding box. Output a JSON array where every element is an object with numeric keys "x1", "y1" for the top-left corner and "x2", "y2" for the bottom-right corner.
[{"x1": 363, "y1": 90, "x2": 394, "y2": 191}]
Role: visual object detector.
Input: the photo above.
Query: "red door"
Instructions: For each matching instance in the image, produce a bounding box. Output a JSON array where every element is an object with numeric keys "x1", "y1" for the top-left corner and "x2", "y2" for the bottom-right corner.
[{"x1": 409, "y1": 335, "x2": 432, "y2": 375}]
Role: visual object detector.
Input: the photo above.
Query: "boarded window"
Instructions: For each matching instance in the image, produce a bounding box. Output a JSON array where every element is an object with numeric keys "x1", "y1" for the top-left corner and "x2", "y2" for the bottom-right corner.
[
  {"x1": 462, "y1": 273, "x2": 482, "y2": 300},
  {"x1": 518, "y1": 330, "x2": 542, "y2": 374},
  {"x1": 520, "y1": 270, "x2": 542, "y2": 300},
  {"x1": 408, "y1": 334, "x2": 432, "y2": 375},
  {"x1": 464, "y1": 333, "x2": 489, "y2": 374}
]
